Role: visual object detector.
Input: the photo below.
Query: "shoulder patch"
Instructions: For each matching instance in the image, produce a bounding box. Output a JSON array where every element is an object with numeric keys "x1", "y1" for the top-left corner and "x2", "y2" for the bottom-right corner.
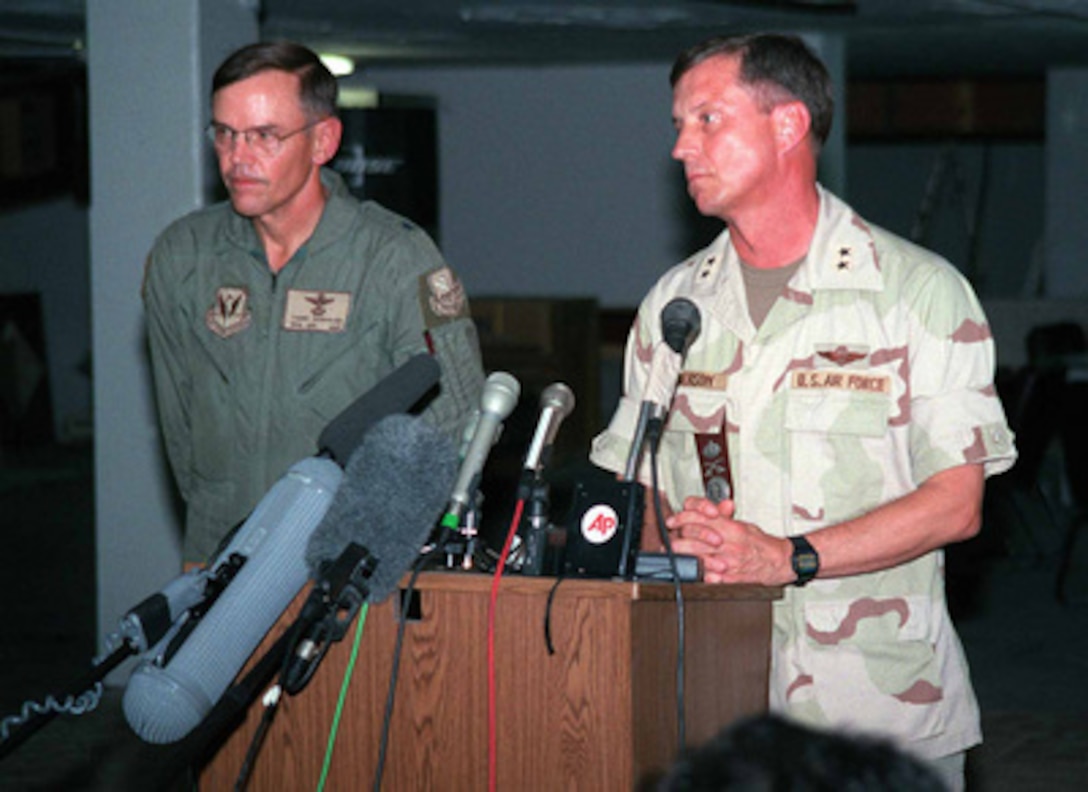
[{"x1": 419, "y1": 266, "x2": 468, "y2": 328}]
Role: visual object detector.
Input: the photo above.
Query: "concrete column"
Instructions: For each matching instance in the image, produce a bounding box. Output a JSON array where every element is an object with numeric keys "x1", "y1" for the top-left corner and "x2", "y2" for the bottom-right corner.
[{"x1": 87, "y1": 0, "x2": 256, "y2": 662}]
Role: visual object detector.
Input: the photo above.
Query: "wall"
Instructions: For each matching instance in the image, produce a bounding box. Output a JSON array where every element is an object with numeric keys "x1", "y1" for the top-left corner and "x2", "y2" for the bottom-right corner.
[
  {"x1": 850, "y1": 140, "x2": 1045, "y2": 300},
  {"x1": 357, "y1": 62, "x2": 685, "y2": 308}
]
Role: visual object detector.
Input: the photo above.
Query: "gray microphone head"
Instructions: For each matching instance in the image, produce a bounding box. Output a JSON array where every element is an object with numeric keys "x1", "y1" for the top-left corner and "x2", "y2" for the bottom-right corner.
[
  {"x1": 540, "y1": 382, "x2": 575, "y2": 417},
  {"x1": 523, "y1": 382, "x2": 575, "y2": 473},
  {"x1": 481, "y1": 371, "x2": 520, "y2": 420},
  {"x1": 305, "y1": 414, "x2": 458, "y2": 602},
  {"x1": 447, "y1": 371, "x2": 521, "y2": 514}
]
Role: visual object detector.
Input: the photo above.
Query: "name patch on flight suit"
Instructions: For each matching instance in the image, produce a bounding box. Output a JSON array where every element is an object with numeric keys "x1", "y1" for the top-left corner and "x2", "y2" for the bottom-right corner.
[
  {"x1": 791, "y1": 369, "x2": 891, "y2": 393},
  {"x1": 419, "y1": 266, "x2": 468, "y2": 329},
  {"x1": 283, "y1": 290, "x2": 351, "y2": 333},
  {"x1": 206, "y1": 286, "x2": 252, "y2": 339}
]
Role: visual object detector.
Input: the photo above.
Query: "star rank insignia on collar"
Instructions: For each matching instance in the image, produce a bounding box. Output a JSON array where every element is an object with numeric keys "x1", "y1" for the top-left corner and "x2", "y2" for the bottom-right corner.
[{"x1": 837, "y1": 246, "x2": 852, "y2": 270}]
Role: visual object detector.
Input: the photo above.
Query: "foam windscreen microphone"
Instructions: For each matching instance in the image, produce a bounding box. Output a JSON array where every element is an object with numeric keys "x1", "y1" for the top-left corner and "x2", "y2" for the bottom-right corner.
[
  {"x1": 280, "y1": 414, "x2": 457, "y2": 694},
  {"x1": 305, "y1": 413, "x2": 459, "y2": 604}
]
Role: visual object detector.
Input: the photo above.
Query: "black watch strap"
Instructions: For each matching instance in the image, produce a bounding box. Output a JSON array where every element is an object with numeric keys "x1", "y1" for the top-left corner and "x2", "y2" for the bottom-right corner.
[{"x1": 789, "y1": 535, "x2": 819, "y2": 586}]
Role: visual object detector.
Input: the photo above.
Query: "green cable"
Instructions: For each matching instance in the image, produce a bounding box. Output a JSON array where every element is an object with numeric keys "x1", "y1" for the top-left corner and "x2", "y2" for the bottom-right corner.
[{"x1": 316, "y1": 602, "x2": 369, "y2": 792}]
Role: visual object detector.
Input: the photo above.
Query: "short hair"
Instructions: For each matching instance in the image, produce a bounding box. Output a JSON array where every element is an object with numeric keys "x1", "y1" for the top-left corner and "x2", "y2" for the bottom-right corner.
[
  {"x1": 212, "y1": 41, "x2": 338, "y2": 120},
  {"x1": 657, "y1": 714, "x2": 948, "y2": 791},
  {"x1": 670, "y1": 33, "x2": 834, "y2": 150}
]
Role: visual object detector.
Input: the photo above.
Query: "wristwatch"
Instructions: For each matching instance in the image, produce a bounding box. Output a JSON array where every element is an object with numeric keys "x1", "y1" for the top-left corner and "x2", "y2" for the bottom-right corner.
[{"x1": 789, "y1": 535, "x2": 819, "y2": 586}]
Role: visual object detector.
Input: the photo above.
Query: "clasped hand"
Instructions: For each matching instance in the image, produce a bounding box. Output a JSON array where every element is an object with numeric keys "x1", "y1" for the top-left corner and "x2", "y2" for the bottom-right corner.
[{"x1": 665, "y1": 496, "x2": 793, "y2": 586}]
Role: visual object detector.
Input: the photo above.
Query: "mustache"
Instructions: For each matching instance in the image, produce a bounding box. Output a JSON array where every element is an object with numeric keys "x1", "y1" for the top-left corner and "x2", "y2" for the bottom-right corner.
[{"x1": 225, "y1": 167, "x2": 266, "y2": 182}]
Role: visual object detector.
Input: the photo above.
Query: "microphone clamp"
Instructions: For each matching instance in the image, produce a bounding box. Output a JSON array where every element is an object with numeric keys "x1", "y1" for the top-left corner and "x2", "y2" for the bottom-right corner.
[{"x1": 283, "y1": 543, "x2": 375, "y2": 696}]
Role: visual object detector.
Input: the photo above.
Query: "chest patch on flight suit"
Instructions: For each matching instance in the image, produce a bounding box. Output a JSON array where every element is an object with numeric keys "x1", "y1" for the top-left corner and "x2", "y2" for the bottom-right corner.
[
  {"x1": 206, "y1": 286, "x2": 252, "y2": 339},
  {"x1": 791, "y1": 369, "x2": 891, "y2": 393},
  {"x1": 283, "y1": 289, "x2": 351, "y2": 333},
  {"x1": 419, "y1": 266, "x2": 468, "y2": 329}
]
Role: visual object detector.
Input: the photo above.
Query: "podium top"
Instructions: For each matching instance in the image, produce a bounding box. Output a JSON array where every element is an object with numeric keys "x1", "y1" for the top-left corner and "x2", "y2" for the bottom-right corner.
[{"x1": 404, "y1": 569, "x2": 783, "y2": 603}]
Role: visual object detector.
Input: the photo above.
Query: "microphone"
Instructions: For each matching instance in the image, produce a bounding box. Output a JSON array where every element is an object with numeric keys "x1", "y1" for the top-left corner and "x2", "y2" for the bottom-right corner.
[
  {"x1": 305, "y1": 414, "x2": 459, "y2": 602},
  {"x1": 518, "y1": 383, "x2": 575, "y2": 575},
  {"x1": 318, "y1": 353, "x2": 440, "y2": 467},
  {"x1": 440, "y1": 371, "x2": 521, "y2": 529},
  {"x1": 121, "y1": 357, "x2": 442, "y2": 745},
  {"x1": 114, "y1": 568, "x2": 209, "y2": 656},
  {"x1": 621, "y1": 298, "x2": 701, "y2": 482},
  {"x1": 283, "y1": 415, "x2": 458, "y2": 693},
  {"x1": 122, "y1": 457, "x2": 342, "y2": 744},
  {"x1": 521, "y1": 382, "x2": 575, "y2": 476},
  {"x1": 111, "y1": 459, "x2": 330, "y2": 657}
]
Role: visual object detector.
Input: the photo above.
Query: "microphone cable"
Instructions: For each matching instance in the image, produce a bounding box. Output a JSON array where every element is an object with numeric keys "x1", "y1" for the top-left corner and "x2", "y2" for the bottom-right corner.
[
  {"x1": 649, "y1": 429, "x2": 687, "y2": 756},
  {"x1": 316, "y1": 602, "x2": 370, "y2": 792},
  {"x1": 371, "y1": 551, "x2": 433, "y2": 792},
  {"x1": 229, "y1": 598, "x2": 373, "y2": 792}
]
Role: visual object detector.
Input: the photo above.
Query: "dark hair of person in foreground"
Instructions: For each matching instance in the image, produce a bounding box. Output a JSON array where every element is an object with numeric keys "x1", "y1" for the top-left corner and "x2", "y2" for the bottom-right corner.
[{"x1": 657, "y1": 713, "x2": 948, "y2": 792}]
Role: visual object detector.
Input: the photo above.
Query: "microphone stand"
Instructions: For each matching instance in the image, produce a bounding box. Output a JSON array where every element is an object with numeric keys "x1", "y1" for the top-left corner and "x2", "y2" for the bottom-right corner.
[
  {"x1": 518, "y1": 470, "x2": 551, "y2": 577},
  {"x1": 460, "y1": 492, "x2": 483, "y2": 571}
]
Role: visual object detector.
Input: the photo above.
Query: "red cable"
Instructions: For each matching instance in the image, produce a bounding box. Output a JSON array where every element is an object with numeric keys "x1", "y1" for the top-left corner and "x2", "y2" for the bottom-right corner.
[{"x1": 487, "y1": 498, "x2": 525, "y2": 792}]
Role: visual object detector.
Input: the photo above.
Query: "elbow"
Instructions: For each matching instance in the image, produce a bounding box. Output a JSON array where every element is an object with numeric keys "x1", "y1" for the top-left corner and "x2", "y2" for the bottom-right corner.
[
  {"x1": 951, "y1": 501, "x2": 983, "y2": 544},
  {"x1": 945, "y1": 485, "x2": 984, "y2": 545},
  {"x1": 929, "y1": 464, "x2": 986, "y2": 546}
]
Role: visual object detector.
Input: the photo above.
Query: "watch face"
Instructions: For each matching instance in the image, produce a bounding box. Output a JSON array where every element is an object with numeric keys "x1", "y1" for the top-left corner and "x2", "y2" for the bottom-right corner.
[
  {"x1": 790, "y1": 536, "x2": 819, "y2": 584},
  {"x1": 795, "y1": 553, "x2": 818, "y2": 574}
]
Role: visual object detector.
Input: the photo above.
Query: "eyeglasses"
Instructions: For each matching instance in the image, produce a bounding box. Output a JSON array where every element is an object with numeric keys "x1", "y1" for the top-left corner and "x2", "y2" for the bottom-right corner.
[{"x1": 205, "y1": 118, "x2": 326, "y2": 157}]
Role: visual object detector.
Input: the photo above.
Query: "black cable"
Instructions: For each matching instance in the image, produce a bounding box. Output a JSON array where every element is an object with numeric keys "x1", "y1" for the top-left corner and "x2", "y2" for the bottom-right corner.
[
  {"x1": 372, "y1": 550, "x2": 433, "y2": 792},
  {"x1": 649, "y1": 430, "x2": 686, "y2": 755},
  {"x1": 543, "y1": 574, "x2": 566, "y2": 655},
  {"x1": 230, "y1": 625, "x2": 299, "y2": 791},
  {"x1": 232, "y1": 685, "x2": 281, "y2": 791}
]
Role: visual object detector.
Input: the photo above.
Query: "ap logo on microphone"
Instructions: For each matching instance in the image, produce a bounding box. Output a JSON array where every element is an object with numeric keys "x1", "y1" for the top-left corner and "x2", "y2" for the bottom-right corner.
[{"x1": 580, "y1": 504, "x2": 619, "y2": 545}]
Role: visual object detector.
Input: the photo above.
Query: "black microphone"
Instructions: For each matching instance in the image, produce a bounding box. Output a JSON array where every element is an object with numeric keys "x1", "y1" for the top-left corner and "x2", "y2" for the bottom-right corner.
[
  {"x1": 621, "y1": 298, "x2": 701, "y2": 482},
  {"x1": 282, "y1": 414, "x2": 458, "y2": 694},
  {"x1": 562, "y1": 299, "x2": 700, "y2": 580},
  {"x1": 318, "y1": 353, "x2": 440, "y2": 467},
  {"x1": 121, "y1": 358, "x2": 441, "y2": 744},
  {"x1": 439, "y1": 371, "x2": 520, "y2": 531}
]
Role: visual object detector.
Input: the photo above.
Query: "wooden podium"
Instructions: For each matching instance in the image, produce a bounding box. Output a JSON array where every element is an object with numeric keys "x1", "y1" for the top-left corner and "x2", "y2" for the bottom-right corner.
[{"x1": 200, "y1": 571, "x2": 778, "y2": 791}]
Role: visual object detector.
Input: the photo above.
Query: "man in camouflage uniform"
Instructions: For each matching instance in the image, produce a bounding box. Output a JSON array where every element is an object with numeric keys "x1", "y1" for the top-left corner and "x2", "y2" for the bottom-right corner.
[
  {"x1": 144, "y1": 42, "x2": 484, "y2": 564},
  {"x1": 590, "y1": 34, "x2": 1015, "y2": 790}
]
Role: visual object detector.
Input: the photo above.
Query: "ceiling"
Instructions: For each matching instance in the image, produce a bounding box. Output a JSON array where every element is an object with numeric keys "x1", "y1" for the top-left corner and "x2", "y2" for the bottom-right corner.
[{"x1": 3, "y1": 0, "x2": 1088, "y2": 78}]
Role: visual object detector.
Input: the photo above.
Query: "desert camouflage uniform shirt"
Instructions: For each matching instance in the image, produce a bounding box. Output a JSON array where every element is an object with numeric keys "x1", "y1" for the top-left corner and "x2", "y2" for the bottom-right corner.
[
  {"x1": 591, "y1": 185, "x2": 1016, "y2": 759},
  {"x1": 144, "y1": 169, "x2": 485, "y2": 564}
]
